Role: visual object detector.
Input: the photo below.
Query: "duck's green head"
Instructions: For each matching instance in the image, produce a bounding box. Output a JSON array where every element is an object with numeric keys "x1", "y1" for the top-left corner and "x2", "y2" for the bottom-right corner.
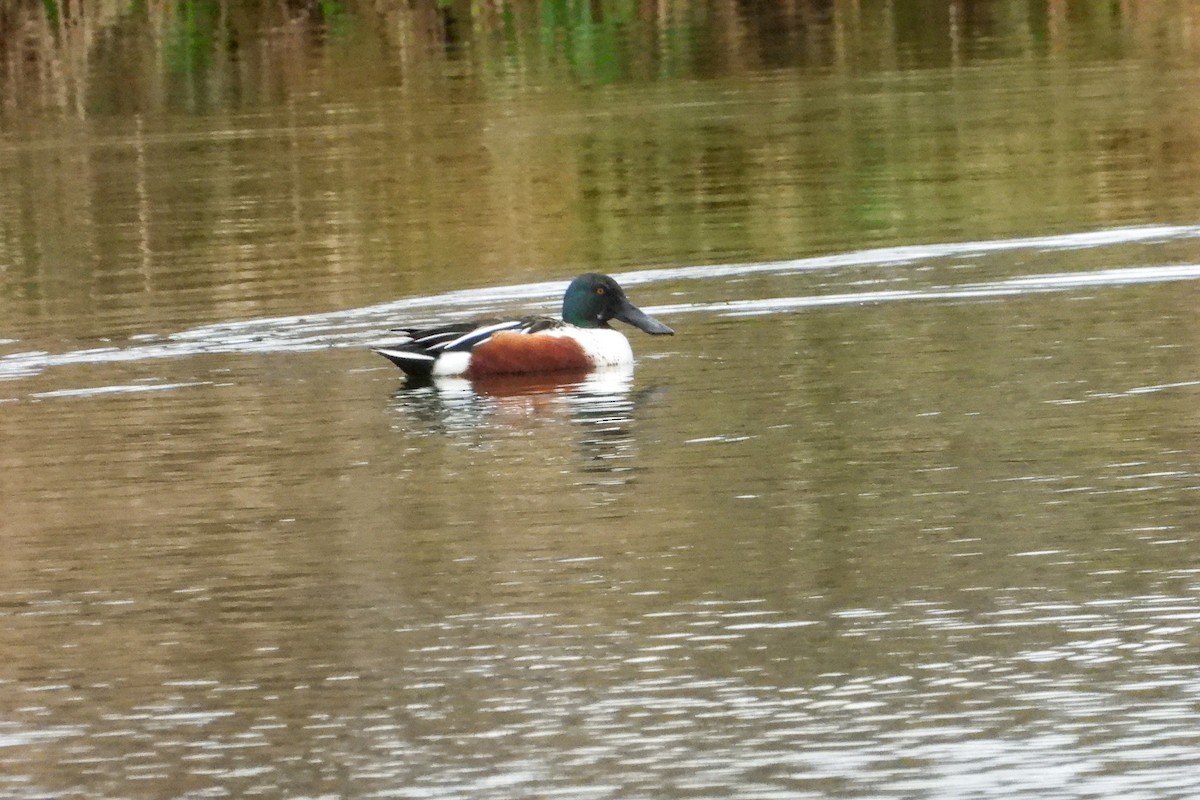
[{"x1": 561, "y1": 273, "x2": 674, "y2": 335}]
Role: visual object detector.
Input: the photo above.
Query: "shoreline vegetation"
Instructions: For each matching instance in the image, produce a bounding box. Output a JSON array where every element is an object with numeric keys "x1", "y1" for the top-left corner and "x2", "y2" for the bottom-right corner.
[{"x1": 2, "y1": 0, "x2": 1198, "y2": 119}]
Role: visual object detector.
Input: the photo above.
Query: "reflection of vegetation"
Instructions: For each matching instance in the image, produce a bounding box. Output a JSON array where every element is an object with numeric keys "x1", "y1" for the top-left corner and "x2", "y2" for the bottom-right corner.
[
  {"x1": 4, "y1": 1, "x2": 1200, "y2": 115},
  {"x1": 39, "y1": 0, "x2": 59, "y2": 28},
  {"x1": 163, "y1": 0, "x2": 218, "y2": 82},
  {"x1": 533, "y1": 0, "x2": 655, "y2": 84}
]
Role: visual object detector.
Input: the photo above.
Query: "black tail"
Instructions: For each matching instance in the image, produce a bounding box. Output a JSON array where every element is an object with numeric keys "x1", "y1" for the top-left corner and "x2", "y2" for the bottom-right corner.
[{"x1": 374, "y1": 347, "x2": 436, "y2": 379}]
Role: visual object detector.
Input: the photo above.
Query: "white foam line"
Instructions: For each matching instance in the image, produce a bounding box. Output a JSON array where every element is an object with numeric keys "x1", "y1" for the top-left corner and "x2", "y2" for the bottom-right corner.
[
  {"x1": 1088, "y1": 380, "x2": 1200, "y2": 400},
  {"x1": 647, "y1": 263, "x2": 1200, "y2": 318},
  {"x1": 612, "y1": 224, "x2": 1200, "y2": 286},
  {"x1": 170, "y1": 279, "x2": 569, "y2": 341},
  {"x1": 30, "y1": 381, "x2": 211, "y2": 399},
  {"x1": 1122, "y1": 380, "x2": 1200, "y2": 395}
]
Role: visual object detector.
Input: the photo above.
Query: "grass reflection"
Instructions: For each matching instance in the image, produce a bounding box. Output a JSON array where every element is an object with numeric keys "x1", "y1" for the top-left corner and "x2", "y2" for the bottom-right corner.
[{"x1": 4, "y1": 1, "x2": 1200, "y2": 116}]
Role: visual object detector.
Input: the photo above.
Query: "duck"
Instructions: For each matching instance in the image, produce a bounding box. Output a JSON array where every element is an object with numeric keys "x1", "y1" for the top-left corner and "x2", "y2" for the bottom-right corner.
[{"x1": 374, "y1": 273, "x2": 673, "y2": 379}]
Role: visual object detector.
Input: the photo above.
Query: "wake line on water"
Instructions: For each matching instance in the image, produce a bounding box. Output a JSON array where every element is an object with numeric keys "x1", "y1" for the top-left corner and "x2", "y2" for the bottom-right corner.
[
  {"x1": 152, "y1": 223, "x2": 1200, "y2": 341},
  {"x1": 655, "y1": 263, "x2": 1200, "y2": 318},
  {"x1": 617, "y1": 224, "x2": 1200, "y2": 286},
  {"x1": 3, "y1": 224, "x2": 1200, "y2": 384}
]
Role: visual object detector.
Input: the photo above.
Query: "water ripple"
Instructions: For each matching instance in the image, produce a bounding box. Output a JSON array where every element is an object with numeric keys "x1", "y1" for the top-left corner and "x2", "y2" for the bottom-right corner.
[
  {"x1": 657, "y1": 263, "x2": 1200, "y2": 318},
  {"x1": 4, "y1": 225, "x2": 1199, "y2": 385}
]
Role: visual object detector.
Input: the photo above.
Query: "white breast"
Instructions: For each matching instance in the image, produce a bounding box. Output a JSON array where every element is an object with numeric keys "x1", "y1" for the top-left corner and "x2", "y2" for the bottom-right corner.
[{"x1": 552, "y1": 327, "x2": 634, "y2": 367}]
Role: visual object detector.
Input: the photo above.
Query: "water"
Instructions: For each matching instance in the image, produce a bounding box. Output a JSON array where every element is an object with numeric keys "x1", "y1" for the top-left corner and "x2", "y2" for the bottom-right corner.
[{"x1": 4, "y1": 3, "x2": 1200, "y2": 798}]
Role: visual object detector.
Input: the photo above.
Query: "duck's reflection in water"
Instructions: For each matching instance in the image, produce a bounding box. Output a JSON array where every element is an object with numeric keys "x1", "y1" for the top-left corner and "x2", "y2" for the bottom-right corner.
[{"x1": 387, "y1": 365, "x2": 662, "y2": 489}]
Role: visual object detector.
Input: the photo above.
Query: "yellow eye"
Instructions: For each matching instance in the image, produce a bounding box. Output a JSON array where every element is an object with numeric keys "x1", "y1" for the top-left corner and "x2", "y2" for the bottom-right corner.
[{"x1": 596, "y1": 287, "x2": 606, "y2": 295}]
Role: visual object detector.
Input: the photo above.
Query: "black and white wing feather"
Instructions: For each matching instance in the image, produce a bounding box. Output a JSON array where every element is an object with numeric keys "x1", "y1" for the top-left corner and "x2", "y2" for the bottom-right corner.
[{"x1": 374, "y1": 317, "x2": 559, "y2": 378}]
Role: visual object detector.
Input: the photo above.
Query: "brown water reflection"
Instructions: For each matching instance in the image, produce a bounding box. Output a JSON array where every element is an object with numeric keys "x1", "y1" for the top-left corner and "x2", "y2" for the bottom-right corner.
[
  {"x1": 4, "y1": 1, "x2": 1200, "y2": 798},
  {"x1": 7, "y1": 260, "x2": 1200, "y2": 797},
  {"x1": 3, "y1": 2, "x2": 1200, "y2": 340}
]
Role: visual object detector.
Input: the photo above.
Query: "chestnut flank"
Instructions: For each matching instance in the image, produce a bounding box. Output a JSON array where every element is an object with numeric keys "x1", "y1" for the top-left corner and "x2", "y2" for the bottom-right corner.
[{"x1": 466, "y1": 332, "x2": 593, "y2": 376}]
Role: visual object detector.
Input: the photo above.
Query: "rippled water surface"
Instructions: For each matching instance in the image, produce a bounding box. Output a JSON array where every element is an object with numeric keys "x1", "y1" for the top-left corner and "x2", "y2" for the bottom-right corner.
[{"x1": 4, "y1": 3, "x2": 1200, "y2": 798}]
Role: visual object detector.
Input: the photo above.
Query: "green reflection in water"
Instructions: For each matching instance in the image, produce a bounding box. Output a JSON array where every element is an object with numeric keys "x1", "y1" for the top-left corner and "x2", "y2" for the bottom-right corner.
[
  {"x1": 3, "y1": 1, "x2": 1200, "y2": 116},
  {"x1": 1, "y1": 1, "x2": 1198, "y2": 343}
]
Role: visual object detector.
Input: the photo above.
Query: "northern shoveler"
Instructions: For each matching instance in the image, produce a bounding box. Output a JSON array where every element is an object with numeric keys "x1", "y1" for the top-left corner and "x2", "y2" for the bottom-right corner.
[{"x1": 374, "y1": 273, "x2": 674, "y2": 379}]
